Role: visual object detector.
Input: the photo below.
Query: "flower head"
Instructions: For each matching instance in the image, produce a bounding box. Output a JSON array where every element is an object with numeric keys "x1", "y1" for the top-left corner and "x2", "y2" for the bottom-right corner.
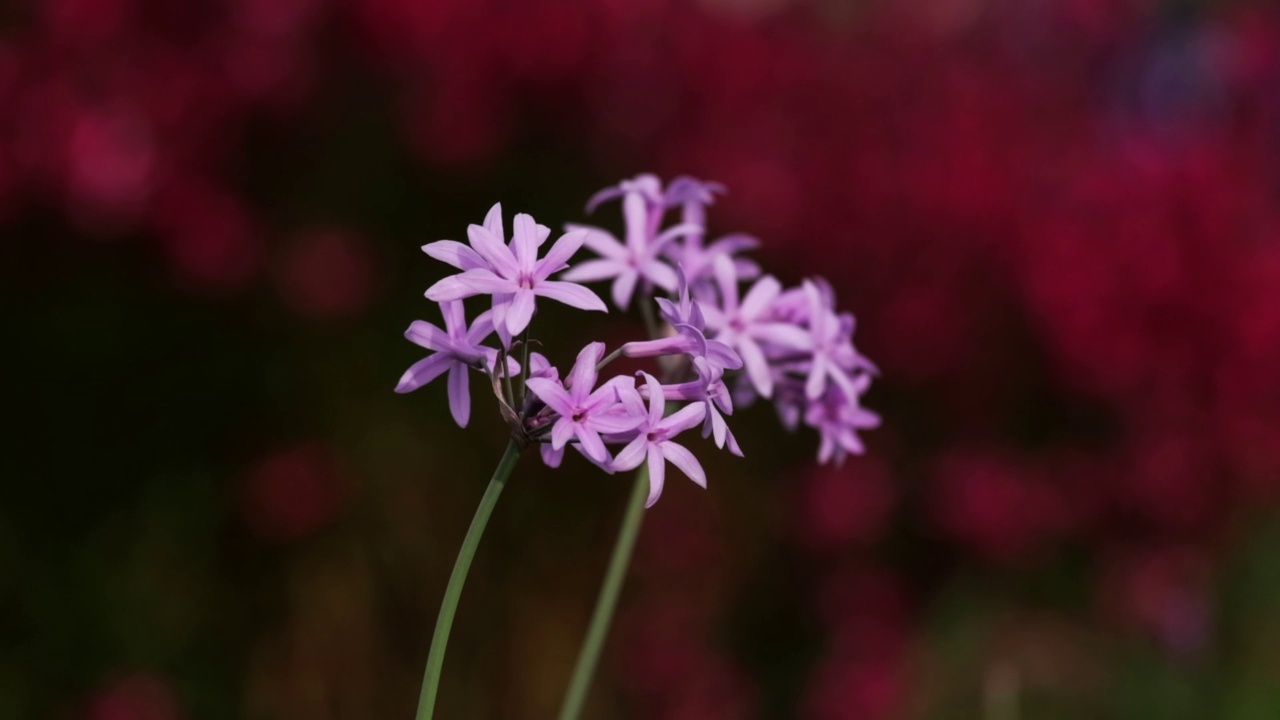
[
  {"x1": 629, "y1": 267, "x2": 741, "y2": 370},
  {"x1": 563, "y1": 181, "x2": 699, "y2": 310},
  {"x1": 659, "y1": 176, "x2": 760, "y2": 285},
  {"x1": 703, "y1": 255, "x2": 809, "y2": 397},
  {"x1": 526, "y1": 342, "x2": 644, "y2": 465},
  {"x1": 424, "y1": 204, "x2": 607, "y2": 336},
  {"x1": 801, "y1": 279, "x2": 877, "y2": 400},
  {"x1": 805, "y1": 376, "x2": 881, "y2": 465},
  {"x1": 659, "y1": 356, "x2": 743, "y2": 456},
  {"x1": 610, "y1": 373, "x2": 709, "y2": 507},
  {"x1": 396, "y1": 300, "x2": 507, "y2": 427}
]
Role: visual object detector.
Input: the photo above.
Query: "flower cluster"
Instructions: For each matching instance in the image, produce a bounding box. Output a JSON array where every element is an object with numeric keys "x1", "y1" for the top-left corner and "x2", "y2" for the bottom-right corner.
[{"x1": 398, "y1": 175, "x2": 878, "y2": 506}]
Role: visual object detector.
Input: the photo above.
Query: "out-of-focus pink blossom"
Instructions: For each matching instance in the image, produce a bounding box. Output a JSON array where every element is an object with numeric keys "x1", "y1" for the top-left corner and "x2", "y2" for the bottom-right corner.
[
  {"x1": 86, "y1": 671, "x2": 181, "y2": 720},
  {"x1": 241, "y1": 442, "x2": 346, "y2": 543},
  {"x1": 797, "y1": 460, "x2": 895, "y2": 550},
  {"x1": 275, "y1": 228, "x2": 377, "y2": 321}
]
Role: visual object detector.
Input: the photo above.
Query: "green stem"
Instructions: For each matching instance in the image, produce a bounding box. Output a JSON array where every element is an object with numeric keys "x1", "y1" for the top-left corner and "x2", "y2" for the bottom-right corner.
[
  {"x1": 595, "y1": 347, "x2": 625, "y2": 372},
  {"x1": 638, "y1": 293, "x2": 662, "y2": 340},
  {"x1": 557, "y1": 464, "x2": 649, "y2": 720},
  {"x1": 518, "y1": 331, "x2": 531, "y2": 406},
  {"x1": 500, "y1": 346, "x2": 516, "y2": 409},
  {"x1": 416, "y1": 440, "x2": 522, "y2": 720}
]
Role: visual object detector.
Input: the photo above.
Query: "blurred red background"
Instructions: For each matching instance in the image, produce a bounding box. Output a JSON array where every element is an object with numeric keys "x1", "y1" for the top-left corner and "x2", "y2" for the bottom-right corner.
[{"x1": 5, "y1": 0, "x2": 1280, "y2": 718}]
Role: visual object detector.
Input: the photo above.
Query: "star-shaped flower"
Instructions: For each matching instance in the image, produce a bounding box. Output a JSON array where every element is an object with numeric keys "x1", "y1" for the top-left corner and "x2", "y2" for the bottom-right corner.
[
  {"x1": 703, "y1": 255, "x2": 809, "y2": 398},
  {"x1": 802, "y1": 280, "x2": 877, "y2": 400},
  {"x1": 424, "y1": 205, "x2": 606, "y2": 336},
  {"x1": 526, "y1": 342, "x2": 644, "y2": 465},
  {"x1": 562, "y1": 189, "x2": 697, "y2": 310},
  {"x1": 610, "y1": 373, "x2": 709, "y2": 507},
  {"x1": 805, "y1": 377, "x2": 880, "y2": 465},
  {"x1": 395, "y1": 300, "x2": 507, "y2": 427},
  {"x1": 658, "y1": 356, "x2": 742, "y2": 456}
]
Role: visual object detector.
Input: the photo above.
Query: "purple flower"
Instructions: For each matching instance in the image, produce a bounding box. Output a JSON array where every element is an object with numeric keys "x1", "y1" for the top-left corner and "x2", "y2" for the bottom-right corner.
[
  {"x1": 660, "y1": 176, "x2": 760, "y2": 284},
  {"x1": 562, "y1": 186, "x2": 698, "y2": 310},
  {"x1": 703, "y1": 256, "x2": 809, "y2": 398},
  {"x1": 585, "y1": 173, "x2": 665, "y2": 215},
  {"x1": 658, "y1": 356, "x2": 742, "y2": 456},
  {"x1": 525, "y1": 342, "x2": 644, "y2": 465},
  {"x1": 610, "y1": 373, "x2": 709, "y2": 507},
  {"x1": 805, "y1": 377, "x2": 880, "y2": 465},
  {"x1": 620, "y1": 323, "x2": 741, "y2": 371},
  {"x1": 526, "y1": 351, "x2": 557, "y2": 381},
  {"x1": 663, "y1": 175, "x2": 725, "y2": 230},
  {"x1": 628, "y1": 268, "x2": 740, "y2": 370},
  {"x1": 424, "y1": 206, "x2": 607, "y2": 336},
  {"x1": 654, "y1": 265, "x2": 705, "y2": 328},
  {"x1": 396, "y1": 300, "x2": 504, "y2": 427},
  {"x1": 801, "y1": 280, "x2": 877, "y2": 400},
  {"x1": 666, "y1": 232, "x2": 762, "y2": 289}
]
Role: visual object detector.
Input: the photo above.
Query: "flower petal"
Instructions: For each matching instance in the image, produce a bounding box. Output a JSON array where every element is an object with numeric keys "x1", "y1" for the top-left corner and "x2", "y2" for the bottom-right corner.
[
  {"x1": 551, "y1": 418, "x2": 575, "y2": 450},
  {"x1": 577, "y1": 426, "x2": 610, "y2": 464},
  {"x1": 645, "y1": 446, "x2": 666, "y2": 507},
  {"x1": 535, "y1": 229, "x2": 587, "y2": 280},
  {"x1": 541, "y1": 443, "x2": 564, "y2": 468},
  {"x1": 423, "y1": 240, "x2": 486, "y2": 270},
  {"x1": 622, "y1": 191, "x2": 649, "y2": 253},
  {"x1": 424, "y1": 275, "x2": 482, "y2": 302},
  {"x1": 706, "y1": 340, "x2": 743, "y2": 370},
  {"x1": 561, "y1": 258, "x2": 624, "y2": 283},
  {"x1": 585, "y1": 186, "x2": 625, "y2": 214},
  {"x1": 536, "y1": 281, "x2": 608, "y2": 313},
  {"x1": 395, "y1": 353, "x2": 451, "y2": 393},
  {"x1": 589, "y1": 411, "x2": 644, "y2": 434},
  {"x1": 464, "y1": 309, "x2": 496, "y2": 346},
  {"x1": 568, "y1": 342, "x2": 604, "y2": 399},
  {"x1": 570, "y1": 226, "x2": 628, "y2": 260},
  {"x1": 511, "y1": 213, "x2": 540, "y2": 272},
  {"x1": 533, "y1": 222, "x2": 551, "y2": 247},
  {"x1": 752, "y1": 322, "x2": 811, "y2": 349},
  {"x1": 483, "y1": 202, "x2": 505, "y2": 244},
  {"x1": 739, "y1": 337, "x2": 774, "y2": 398},
  {"x1": 725, "y1": 425, "x2": 744, "y2": 457},
  {"x1": 661, "y1": 442, "x2": 706, "y2": 488},
  {"x1": 404, "y1": 320, "x2": 450, "y2": 351},
  {"x1": 707, "y1": 232, "x2": 759, "y2": 254},
  {"x1": 707, "y1": 407, "x2": 725, "y2": 443},
  {"x1": 525, "y1": 377, "x2": 575, "y2": 416},
  {"x1": 641, "y1": 259, "x2": 678, "y2": 292},
  {"x1": 426, "y1": 269, "x2": 517, "y2": 301},
  {"x1": 806, "y1": 354, "x2": 828, "y2": 400},
  {"x1": 440, "y1": 299, "x2": 468, "y2": 337},
  {"x1": 467, "y1": 223, "x2": 519, "y2": 277},
  {"x1": 713, "y1": 254, "x2": 739, "y2": 311},
  {"x1": 739, "y1": 275, "x2": 781, "y2": 320},
  {"x1": 505, "y1": 288, "x2": 536, "y2": 335},
  {"x1": 611, "y1": 435, "x2": 648, "y2": 473},
  {"x1": 446, "y1": 363, "x2": 471, "y2": 427},
  {"x1": 617, "y1": 386, "x2": 647, "y2": 418},
  {"x1": 659, "y1": 402, "x2": 707, "y2": 436},
  {"x1": 611, "y1": 271, "x2": 639, "y2": 311},
  {"x1": 653, "y1": 222, "x2": 702, "y2": 250},
  {"x1": 641, "y1": 373, "x2": 665, "y2": 426}
]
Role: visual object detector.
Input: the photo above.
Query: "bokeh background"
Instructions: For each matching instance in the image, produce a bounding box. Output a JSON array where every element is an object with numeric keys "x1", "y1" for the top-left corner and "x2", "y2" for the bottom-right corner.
[{"x1": 6, "y1": 0, "x2": 1280, "y2": 717}]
